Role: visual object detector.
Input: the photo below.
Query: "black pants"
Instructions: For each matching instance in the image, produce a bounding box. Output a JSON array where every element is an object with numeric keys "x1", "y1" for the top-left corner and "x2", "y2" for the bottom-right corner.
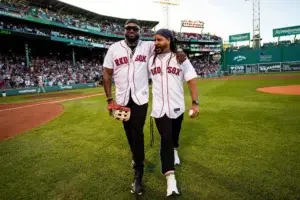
[
  {"x1": 154, "y1": 114, "x2": 184, "y2": 174},
  {"x1": 122, "y1": 95, "x2": 148, "y2": 173}
]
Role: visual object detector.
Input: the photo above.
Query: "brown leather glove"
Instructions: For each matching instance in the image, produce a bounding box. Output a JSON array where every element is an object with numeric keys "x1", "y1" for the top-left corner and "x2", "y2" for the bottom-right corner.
[{"x1": 107, "y1": 102, "x2": 131, "y2": 121}]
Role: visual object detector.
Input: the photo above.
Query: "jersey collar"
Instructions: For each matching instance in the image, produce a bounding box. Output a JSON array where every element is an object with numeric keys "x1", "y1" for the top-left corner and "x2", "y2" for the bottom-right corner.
[{"x1": 122, "y1": 39, "x2": 142, "y2": 50}]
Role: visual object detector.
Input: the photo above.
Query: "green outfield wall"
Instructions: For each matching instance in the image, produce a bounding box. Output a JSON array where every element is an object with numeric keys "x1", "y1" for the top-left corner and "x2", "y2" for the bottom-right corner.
[{"x1": 223, "y1": 44, "x2": 300, "y2": 74}]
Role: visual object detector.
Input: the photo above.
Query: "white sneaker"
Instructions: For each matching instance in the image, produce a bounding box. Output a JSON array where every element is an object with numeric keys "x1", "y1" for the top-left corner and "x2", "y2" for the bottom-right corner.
[
  {"x1": 174, "y1": 149, "x2": 180, "y2": 165},
  {"x1": 166, "y1": 173, "x2": 180, "y2": 196}
]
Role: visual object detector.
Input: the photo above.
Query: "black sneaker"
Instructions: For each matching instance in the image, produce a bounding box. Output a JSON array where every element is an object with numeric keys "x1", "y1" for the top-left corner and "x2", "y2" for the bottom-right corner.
[{"x1": 130, "y1": 169, "x2": 143, "y2": 195}]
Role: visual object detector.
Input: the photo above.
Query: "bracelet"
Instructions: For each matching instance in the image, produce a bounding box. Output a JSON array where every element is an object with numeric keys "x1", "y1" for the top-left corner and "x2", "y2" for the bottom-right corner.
[{"x1": 107, "y1": 97, "x2": 113, "y2": 103}]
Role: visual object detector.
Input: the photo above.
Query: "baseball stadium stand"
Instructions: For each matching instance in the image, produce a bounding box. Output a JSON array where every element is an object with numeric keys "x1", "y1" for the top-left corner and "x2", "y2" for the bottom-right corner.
[{"x1": 0, "y1": 0, "x2": 222, "y2": 97}]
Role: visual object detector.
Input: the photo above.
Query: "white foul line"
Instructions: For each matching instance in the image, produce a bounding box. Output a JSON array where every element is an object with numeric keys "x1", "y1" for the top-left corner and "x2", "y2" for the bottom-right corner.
[{"x1": 0, "y1": 93, "x2": 104, "y2": 112}]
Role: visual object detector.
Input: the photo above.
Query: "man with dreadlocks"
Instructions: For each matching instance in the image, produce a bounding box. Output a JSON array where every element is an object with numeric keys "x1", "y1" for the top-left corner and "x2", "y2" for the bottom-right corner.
[
  {"x1": 148, "y1": 28, "x2": 199, "y2": 196},
  {"x1": 103, "y1": 19, "x2": 187, "y2": 196}
]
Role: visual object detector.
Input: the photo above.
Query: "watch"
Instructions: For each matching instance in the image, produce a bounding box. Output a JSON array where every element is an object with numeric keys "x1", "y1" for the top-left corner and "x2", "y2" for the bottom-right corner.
[{"x1": 192, "y1": 100, "x2": 199, "y2": 105}]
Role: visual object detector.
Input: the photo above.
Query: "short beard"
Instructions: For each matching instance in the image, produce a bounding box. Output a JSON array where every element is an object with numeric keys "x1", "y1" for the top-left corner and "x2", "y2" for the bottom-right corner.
[
  {"x1": 125, "y1": 34, "x2": 140, "y2": 46},
  {"x1": 155, "y1": 47, "x2": 169, "y2": 54},
  {"x1": 155, "y1": 47, "x2": 162, "y2": 54}
]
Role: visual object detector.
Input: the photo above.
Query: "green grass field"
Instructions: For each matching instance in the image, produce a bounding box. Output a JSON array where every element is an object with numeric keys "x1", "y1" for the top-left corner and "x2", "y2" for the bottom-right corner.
[{"x1": 1, "y1": 76, "x2": 300, "y2": 200}]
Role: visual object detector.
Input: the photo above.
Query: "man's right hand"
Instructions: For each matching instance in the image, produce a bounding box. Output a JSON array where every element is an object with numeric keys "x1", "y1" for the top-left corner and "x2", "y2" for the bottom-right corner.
[{"x1": 107, "y1": 100, "x2": 117, "y2": 116}]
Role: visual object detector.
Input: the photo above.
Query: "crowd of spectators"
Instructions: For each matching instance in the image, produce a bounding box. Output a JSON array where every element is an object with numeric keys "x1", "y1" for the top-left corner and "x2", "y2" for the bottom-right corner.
[
  {"x1": 0, "y1": 53, "x2": 103, "y2": 89},
  {"x1": 0, "y1": 20, "x2": 116, "y2": 47},
  {"x1": 175, "y1": 31, "x2": 221, "y2": 42},
  {"x1": 190, "y1": 55, "x2": 220, "y2": 76},
  {"x1": 0, "y1": 1, "x2": 155, "y2": 38},
  {"x1": 0, "y1": 20, "x2": 49, "y2": 36},
  {"x1": 178, "y1": 43, "x2": 221, "y2": 52},
  {"x1": 0, "y1": 1, "x2": 222, "y2": 42},
  {"x1": 1, "y1": 18, "x2": 222, "y2": 52},
  {"x1": 0, "y1": 1, "x2": 223, "y2": 90},
  {"x1": 0, "y1": 51, "x2": 222, "y2": 89}
]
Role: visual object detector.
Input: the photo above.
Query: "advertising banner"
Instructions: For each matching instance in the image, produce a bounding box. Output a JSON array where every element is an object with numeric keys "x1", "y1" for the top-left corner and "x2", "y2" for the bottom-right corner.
[
  {"x1": 258, "y1": 63, "x2": 281, "y2": 73},
  {"x1": 153, "y1": 0, "x2": 179, "y2": 5},
  {"x1": 273, "y1": 25, "x2": 300, "y2": 37},
  {"x1": 229, "y1": 65, "x2": 245, "y2": 74},
  {"x1": 246, "y1": 64, "x2": 258, "y2": 73},
  {"x1": 281, "y1": 62, "x2": 300, "y2": 72},
  {"x1": 181, "y1": 20, "x2": 204, "y2": 28},
  {"x1": 229, "y1": 33, "x2": 250, "y2": 43}
]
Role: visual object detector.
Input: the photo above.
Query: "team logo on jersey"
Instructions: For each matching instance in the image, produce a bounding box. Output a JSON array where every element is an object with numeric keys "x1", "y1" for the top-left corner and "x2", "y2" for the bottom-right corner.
[
  {"x1": 167, "y1": 66, "x2": 182, "y2": 76},
  {"x1": 135, "y1": 55, "x2": 147, "y2": 62},
  {"x1": 151, "y1": 66, "x2": 182, "y2": 76},
  {"x1": 114, "y1": 55, "x2": 146, "y2": 66},
  {"x1": 114, "y1": 57, "x2": 128, "y2": 66},
  {"x1": 174, "y1": 108, "x2": 180, "y2": 113},
  {"x1": 151, "y1": 67, "x2": 161, "y2": 75}
]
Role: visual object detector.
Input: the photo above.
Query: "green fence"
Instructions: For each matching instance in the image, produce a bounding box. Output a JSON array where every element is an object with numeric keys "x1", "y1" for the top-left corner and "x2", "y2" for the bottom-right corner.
[
  {"x1": 1, "y1": 83, "x2": 96, "y2": 97},
  {"x1": 223, "y1": 44, "x2": 300, "y2": 74}
]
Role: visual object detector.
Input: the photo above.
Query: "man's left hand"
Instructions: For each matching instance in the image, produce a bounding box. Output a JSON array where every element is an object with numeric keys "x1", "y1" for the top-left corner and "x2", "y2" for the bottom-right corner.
[{"x1": 189, "y1": 104, "x2": 199, "y2": 118}]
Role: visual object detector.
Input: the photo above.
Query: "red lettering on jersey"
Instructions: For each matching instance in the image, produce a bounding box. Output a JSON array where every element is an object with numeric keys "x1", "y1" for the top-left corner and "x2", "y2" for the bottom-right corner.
[
  {"x1": 167, "y1": 66, "x2": 182, "y2": 76},
  {"x1": 135, "y1": 55, "x2": 147, "y2": 62},
  {"x1": 157, "y1": 67, "x2": 161, "y2": 73},
  {"x1": 151, "y1": 67, "x2": 161, "y2": 75},
  {"x1": 175, "y1": 68, "x2": 181, "y2": 76},
  {"x1": 123, "y1": 57, "x2": 128, "y2": 64},
  {"x1": 135, "y1": 55, "x2": 140, "y2": 61},
  {"x1": 167, "y1": 66, "x2": 172, "y2": 73},
  {"x1": 171, "y1": 67, "x2": 177, "y2": 74},
  {"x1": 119, "y1": 57, "x2": 124, "y2": 65},
  {"x1": 114, "y1": 59, "x2": 120, "y2": 66},
  {"x1": 114, "y1": 57, "x2": 128, "y2": 67},
  {"x1": 140, "y1": 56, "x2": 146, "y2": 62},
  {"x1": 151, "y1": 68, "x2": 155, "y2": 75}
]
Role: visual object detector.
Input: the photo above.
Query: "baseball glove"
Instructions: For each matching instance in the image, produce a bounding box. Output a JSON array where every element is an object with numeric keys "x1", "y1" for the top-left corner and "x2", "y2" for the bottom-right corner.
[{"x1": 107, "y1": 103, "x2": 131, "y2": 122}]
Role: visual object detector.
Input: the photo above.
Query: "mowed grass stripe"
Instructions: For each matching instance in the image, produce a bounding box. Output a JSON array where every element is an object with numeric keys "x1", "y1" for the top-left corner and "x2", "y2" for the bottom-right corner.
[{"x1": 0, "y1": 77, "x2": 300, "y2": 200}]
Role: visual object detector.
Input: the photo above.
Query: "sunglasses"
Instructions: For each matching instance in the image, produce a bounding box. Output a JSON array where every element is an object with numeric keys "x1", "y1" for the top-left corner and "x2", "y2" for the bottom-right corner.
[{"x1": 125, "y1": 26, "x2": 140, "y2": 32}]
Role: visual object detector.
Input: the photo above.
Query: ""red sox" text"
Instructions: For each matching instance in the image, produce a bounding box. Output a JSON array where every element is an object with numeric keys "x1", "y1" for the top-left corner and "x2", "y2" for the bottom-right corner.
[
  {"x1": 114, "y1": 55, "x2": 147, "y2": 66},
  {"x1": 151, "y1": 66, "x2": 182, "y2": 76}
]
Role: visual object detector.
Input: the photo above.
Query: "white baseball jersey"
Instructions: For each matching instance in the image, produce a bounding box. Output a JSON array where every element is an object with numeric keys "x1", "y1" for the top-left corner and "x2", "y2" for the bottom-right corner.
[
  {"x1": 148, "y1": 52, "x2": 198, "y2": 119},
  {"x1": 103, "y1": 40, "x2": 155, "y2": 106}
]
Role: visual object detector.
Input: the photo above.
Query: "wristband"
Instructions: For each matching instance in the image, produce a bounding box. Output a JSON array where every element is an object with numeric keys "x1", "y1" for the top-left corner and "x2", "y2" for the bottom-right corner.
[{"x1": 107, "y1": 97, "x2": 113, "y2": 103}]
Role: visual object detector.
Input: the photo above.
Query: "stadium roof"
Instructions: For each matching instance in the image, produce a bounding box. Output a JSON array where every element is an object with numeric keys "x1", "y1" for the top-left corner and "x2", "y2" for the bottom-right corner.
[{"x1": 28, "y1": 0, "x2": 159, "y2": 28}]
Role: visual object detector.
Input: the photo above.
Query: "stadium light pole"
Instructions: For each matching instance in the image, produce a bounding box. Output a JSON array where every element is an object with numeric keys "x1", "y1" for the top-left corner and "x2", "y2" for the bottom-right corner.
[
  {"x1": 246, "y1": 0, "x2": 261, "y2": 49},
  {"x1": 153, "y1": 0, "x2": 179, "y2": 29}
]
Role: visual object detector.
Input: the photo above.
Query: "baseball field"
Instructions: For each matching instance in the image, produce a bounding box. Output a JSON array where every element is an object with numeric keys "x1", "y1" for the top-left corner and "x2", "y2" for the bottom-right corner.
[{"x1": 1, "y1": 73, "x2": 300, "y2": 200}]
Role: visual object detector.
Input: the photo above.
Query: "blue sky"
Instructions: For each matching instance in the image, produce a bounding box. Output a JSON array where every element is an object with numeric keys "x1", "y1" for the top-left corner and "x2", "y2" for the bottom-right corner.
[{"x1": 61, "y1": 0, "x2": 300, "y2": 44}]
